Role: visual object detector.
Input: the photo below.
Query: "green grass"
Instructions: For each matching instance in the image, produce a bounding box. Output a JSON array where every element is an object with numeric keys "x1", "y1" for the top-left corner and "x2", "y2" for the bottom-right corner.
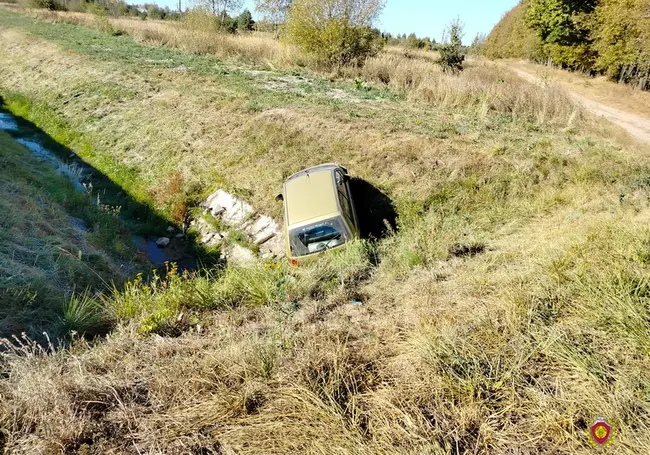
[
  {"x1": 0, "y1": 130, "x2": 132, "y2": 338},
  {"x1": 0, "y1": 11, "x2": 230, "y2": 75},
  {"x1": 107, "y1": 240, "x2": 373, "y2": 335},
  {"x1": 1, "y1": 93, "x2": 172, "y2": 235},
  {"x1": 0, "y1": 11, "x2": 396, "y2": 106},
  {"x1": 61, "y1": 290, "x2": 111, "y2": 336}
]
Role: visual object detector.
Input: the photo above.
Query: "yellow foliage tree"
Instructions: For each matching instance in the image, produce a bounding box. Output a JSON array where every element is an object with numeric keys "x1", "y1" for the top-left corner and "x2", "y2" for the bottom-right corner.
[
  {"x1": 483, "y1": 0, "x2": 650, "y2": 89},
  {"x1": 285, "y1": 0, "x2": 385, "y2": 67},
  {"x1": 593, "y1": 0, "x2": 650, "y2": 88}
]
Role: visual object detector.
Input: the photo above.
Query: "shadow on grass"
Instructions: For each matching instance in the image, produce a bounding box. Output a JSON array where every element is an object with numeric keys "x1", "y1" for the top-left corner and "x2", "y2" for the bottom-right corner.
[
  {"x1": 0, "y1": 99, "x2": 215, "y2": 340},
  {"x1": 349, "y1": 177, "x2": 398, "y2": 240}
]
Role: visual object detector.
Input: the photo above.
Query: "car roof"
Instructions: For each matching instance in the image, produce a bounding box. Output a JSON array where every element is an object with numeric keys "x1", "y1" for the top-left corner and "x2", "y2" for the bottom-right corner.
[
  {"x1": 285, "y1": 165, "x2": 340, "y2": 226},
  {"x1": 286, "y1": 163, "x2": 343, "y2": 182}
]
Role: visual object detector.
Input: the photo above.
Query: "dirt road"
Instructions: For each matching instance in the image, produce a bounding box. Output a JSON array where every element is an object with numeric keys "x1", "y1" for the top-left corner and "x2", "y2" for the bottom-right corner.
[{"x1": 512, "y1": 68, "x2": 650, "y2": 146}]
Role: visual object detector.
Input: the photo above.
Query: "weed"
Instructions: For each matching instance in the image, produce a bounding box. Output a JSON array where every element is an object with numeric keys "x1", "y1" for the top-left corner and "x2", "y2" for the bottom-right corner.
[{"x1": 61, "y1": 290, "x2": 111, "y2": 336}]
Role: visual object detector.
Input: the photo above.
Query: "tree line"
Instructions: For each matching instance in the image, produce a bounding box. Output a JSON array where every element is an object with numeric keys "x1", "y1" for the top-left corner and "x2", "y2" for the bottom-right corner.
[
  {"x1": 482, "y1": 0, "x2": 650, "y2": 90},
  {"x1": 19, "y1": 0, "x2": 180, "y2": 20}
]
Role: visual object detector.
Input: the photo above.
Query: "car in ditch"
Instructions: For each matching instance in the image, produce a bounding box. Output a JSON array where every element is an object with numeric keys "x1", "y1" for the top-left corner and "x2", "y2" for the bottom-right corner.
[{"x1": 278, "y1": 164, "x2": 360, "y2": 264}]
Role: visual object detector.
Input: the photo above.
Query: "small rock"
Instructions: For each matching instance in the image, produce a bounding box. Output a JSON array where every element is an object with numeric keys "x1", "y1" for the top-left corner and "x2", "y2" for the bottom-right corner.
[
  {"x1": 68, "y1": 216, "x2": 88, "y2": 233},
  {"x1": 203, "y1": 190, "x2": 255, "y2": 226},
  {"x1": 248, "y1": 215, "x2": 279, "y2": 244},
  {"x1": 227, "y1": 245, "x2": 256, "y2": 266},
  {"x1": 211, "y1": 204, "x2": 225, "y2": 217},
  {"x1": 259, "y1": 235, "x2": 285, "y2": 258},
  {"x1": 156, "y1": 237, "x2": 170, "y2": 248},
  {"x1": 175, "y1": 233, "x2": 186, "y2": 239},
  {"x1": 254, "y1": 231, "x2": 276, "y2": 246},
  {"x1": 167, "y1": 226, "x2": 176, "y2": 233}
]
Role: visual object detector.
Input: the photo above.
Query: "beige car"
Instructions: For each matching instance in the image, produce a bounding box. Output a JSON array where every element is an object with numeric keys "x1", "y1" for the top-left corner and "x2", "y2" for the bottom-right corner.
[{"x1": 278, "y1": 164, "x2": 360, "y2": 263}]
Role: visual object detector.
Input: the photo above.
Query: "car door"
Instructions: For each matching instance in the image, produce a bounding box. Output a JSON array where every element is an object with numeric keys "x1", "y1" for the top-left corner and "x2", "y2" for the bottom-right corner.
[{"x1": 334, "y1": 170, "x2": 358, "y2": 235}]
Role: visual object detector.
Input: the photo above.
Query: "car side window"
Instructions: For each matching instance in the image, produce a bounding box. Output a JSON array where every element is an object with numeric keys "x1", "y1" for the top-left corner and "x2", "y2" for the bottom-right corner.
[{"x1": 335, "y1": 171, "x2": 354, "y2": 224}]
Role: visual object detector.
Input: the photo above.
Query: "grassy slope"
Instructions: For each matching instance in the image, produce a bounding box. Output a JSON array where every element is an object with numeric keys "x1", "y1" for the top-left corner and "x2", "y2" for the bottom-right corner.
[
  {"x1": 1, "y1": 9, "x2": 650, "y2": 454},
  {"x1": 0, "y1": 131, "x2": 128, "y2": 338}
]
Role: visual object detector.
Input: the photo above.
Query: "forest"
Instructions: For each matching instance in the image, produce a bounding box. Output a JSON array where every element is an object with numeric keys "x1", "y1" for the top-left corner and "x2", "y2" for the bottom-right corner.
[{"x1": 483, "y1": 0, "x2": 650, "y2": 89}]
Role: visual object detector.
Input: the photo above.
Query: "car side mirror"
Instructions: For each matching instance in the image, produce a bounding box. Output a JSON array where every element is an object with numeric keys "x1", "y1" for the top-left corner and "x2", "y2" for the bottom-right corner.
[{"x1": 275, "y1": 193, "x2": 284, "y2": 202}]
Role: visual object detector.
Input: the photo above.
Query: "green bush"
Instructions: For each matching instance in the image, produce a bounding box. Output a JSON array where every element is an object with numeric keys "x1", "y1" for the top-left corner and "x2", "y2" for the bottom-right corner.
[
  {"x1": 437, "y1": 19, "x2": 465, "y2": 72},
  {"x1": 20, "y1": 0, "x2": 66, "y2": 10},
  {"x1": 237, "y1": 9, "x2": 254, "y2": 32},
  {"x1": 405, "y1": 33, "x2": 426, "y2": 50},
  {"x1": 62, "y1": 290, "x2": 112, "y2": 336},
  {"x1": 184, "y1": 7, "x2": 221, "y2": 32},
  {"x1": 216, "y1": 11, "x2": 238, "y2": 34},
  {"x1": 285, "y1": 0, "x2": 385, "y2": 67},
  {"x1": 184, "y1": 7, "x2": 240, "y2": 34}
]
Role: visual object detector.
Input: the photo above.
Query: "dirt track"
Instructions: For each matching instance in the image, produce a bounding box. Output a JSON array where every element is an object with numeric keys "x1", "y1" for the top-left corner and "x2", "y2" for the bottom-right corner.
[{"x1": 512, "y1": 68, "x2": 650, "y2": 146}]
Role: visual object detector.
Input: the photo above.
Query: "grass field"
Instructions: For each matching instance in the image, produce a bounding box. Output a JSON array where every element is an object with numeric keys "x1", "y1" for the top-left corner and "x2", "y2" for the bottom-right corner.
[
  {"x1": 0, "y1": 128, "x2": 131, "y2": 339},
  {"x1": 2, "y1": 7, "x2": 650, "y2": 454}
]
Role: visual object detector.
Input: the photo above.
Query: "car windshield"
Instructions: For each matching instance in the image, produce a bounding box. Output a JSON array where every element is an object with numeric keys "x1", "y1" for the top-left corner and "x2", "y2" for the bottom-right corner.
[{"x1": 289, "y1": 217, "x2": 348, "y2": 257}]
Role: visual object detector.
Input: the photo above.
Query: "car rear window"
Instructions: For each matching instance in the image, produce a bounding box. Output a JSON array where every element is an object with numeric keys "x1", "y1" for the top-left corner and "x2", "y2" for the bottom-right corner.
[{"x1": 289, "y1": 217, "x2": 349, "y2": 257}]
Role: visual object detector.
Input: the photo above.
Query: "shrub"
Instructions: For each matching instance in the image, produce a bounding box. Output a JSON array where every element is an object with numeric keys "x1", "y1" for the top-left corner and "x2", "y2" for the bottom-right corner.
[
  {"x1": 285, "y1": 0, "x2": 385, "y2": 67},
  {"x1": 144, "y1": 3, "x2": 169, "y2": 20},
  {"x1": 19, "y1": 0, "x2": 66, "y2": 10},
  {"x1": 405, "y1": 33, "x2": 426, "y2": 50},
  {"x1": 184, "y1": 7, "x2": 220, "y2": 33},
  {"x1": 237, "y1": 8, "x2": 254, "y2": 32},
  {"x1": 216, "y1": 10, "x2": 238, "y2": 34},
  {"x1": 437, "y1": 19, "x2": 465, "y2": 72},
  {"x1": 61, "y1": 291, "x2": 111, "y2": 336}
]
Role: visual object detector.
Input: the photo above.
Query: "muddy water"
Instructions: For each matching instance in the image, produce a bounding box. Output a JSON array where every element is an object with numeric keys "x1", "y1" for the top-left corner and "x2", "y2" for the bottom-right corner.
[
  {"x1": 131, "y1": 235, "x2": 197, "y2": 270},
  {"x1": 1, "y1": 110, "x2": 197, "y2": 271}
]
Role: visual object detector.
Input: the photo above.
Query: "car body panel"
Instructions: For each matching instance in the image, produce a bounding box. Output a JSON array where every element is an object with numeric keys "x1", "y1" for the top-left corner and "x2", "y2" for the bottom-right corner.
[
  {"x1": 281, "y1": 164, "x2": 359, "y2": 261},
  {"x1": 285, "y1": 170, "x2": 339, "y2": 226}
]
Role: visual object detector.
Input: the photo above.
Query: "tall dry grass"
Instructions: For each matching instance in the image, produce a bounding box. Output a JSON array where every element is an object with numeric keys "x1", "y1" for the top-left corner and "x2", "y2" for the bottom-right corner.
[
  {"x1": 362, "y1": 52, "x2": 580, "y2": 126},
  {"x1": 27, "y1": 9, "x2": 304, "y2": 67},
  {"x1": 384, "y1": 44, "x2": 439, "y2": 63}
]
